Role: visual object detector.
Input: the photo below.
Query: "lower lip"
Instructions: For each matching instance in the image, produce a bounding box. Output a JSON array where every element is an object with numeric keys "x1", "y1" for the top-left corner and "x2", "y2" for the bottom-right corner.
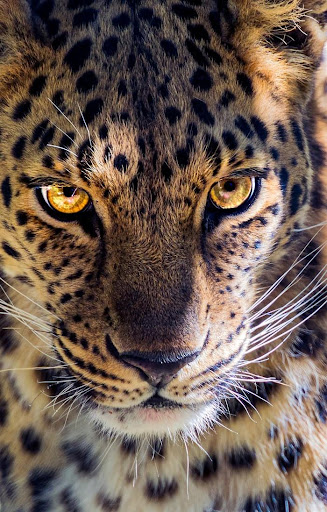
[{"x1": 136, "y1": 406, "x2": 180, "y2": 422}]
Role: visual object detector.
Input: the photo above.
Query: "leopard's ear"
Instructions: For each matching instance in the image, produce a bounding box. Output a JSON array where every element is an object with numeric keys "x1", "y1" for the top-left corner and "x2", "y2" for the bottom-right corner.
[
  {"x1": 232, "y1": 0, "x2": 327, "y2": 101},
  {"x1": 0, "y1": 0, "x2": 46, "y2": 97},
  {"x1": 236, "y1": 0, "x2": 327, "y2": 56}
]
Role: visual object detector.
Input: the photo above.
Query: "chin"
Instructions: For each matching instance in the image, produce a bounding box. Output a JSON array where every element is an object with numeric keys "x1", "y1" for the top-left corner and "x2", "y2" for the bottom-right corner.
[{"x1": 89, "y1": 398, "x2": 218, "y2": 440}]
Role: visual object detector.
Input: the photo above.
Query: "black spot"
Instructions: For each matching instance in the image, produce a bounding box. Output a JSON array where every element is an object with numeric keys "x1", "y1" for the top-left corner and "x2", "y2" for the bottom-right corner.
[
  {"x1": 73, "y1": 8, "x2": 98, "y2": 27},
  {"x1": 113, "y1": 154, "x2": 129, "y2": 172},
  {"x1": 52, "y1": 32, "x2": 68, "y2": 50},
  {"x1": 99, "y1": 125, "x2": 108, "y2": 140},
  {"x1": 36, "y1": 0, "x2": 54, "y2": 20},
  {"x1": 29, "y1": 76, "x2": 47, "y2": 97},
  {"x1": 208, "y1": 10, "x2": 225, "y2": 36},
  {"x1": 80, "y1": 98, "x2": 103, "y2": 125},
  {"x1": 279, "y1": 167, "x2": 289, "y2": 196},
  {"x1": 60, "y1": 488, "x2": 82, "y2": 512},
  {"x1": 46, "y1": 18, "x2": 60, "y2": 36},
  {"x1": 38, "y1": 241, "x2": 48, "y2": 253},
  {"x1": 12, "y1": 100, "x2": 32, "y2": 121},
  {"x1": 290, "y1": 183, "x2": 302, "y2": 215},
  {"x1": 62, "y1": 441, "x2": 99, "y2": 473},
  {"x1": 164, "y1": 106, "x2": 182, "y2": 125},
  {"x1": 251, "y1": 116, "x2": 268, "y2": 142},
  {"x1": 112, "y1": 12, "x2": 131, "y2": 28},
  {"x1": 96, "y1": 492, "x2": 121, "y2": 511},
  {"x1": 52, "y1": 90, "x2": 64, "y2": 107},
  {"x1": 204, "y1": 134, "x2": 221, "y2": 169},
  {"x1": 243, "y1": 487, "x2": 294, "y2": 512},
  {"x1": 60, "y1": 293, "x2": 72, "y2": 304},
  {"x1": 171, "y1": 4, "x2": 198, "y2": 19},
  {"x1": 228, "y1": 446, "x2": 256, "y2": 469},
  {"x1": 314, "y1": 468, "x2": 327, "y2": 504},
  {"x1": 187, "y1": 23, "x2": 210, "y2": 41},
  {"x1": 78, "y1": 139, "x2": 92, "y2": 166},
  {"x1": 188, "y1": 122, "x2": 198, "y2": 137},
  {"x1": 315, "y1": 384, "x2": 327, "y2": 422},
  {"x1": 270, "y1": 147, "x2": 279, "y2": 161},
  {"x1": 219, "y1": 90, "x2": 235, "y2": 108},
  {"x1": 161, "y1": 162, "x2": 173, "y2": 182},
  {"x1": 176, "y1": 147, "x2": 190, "y2": 168},
  {"x1": 58, "y1": 132, "x2": 75, "y2": 160},
  {"x1": 1, "y1": 177, "x2": 12, "y2": 208},
  {"x1": 290, "y1": 330, "x2": 323, "y2": 358},
  {"x1": 103, "y1": 36, "x2": 118, "y2": 57},
  {"x1": 0, "y1": 396, "x2": 8, "y2": 427},
  {"x1": 191, "y1": 98, "x2": 214, "y2": 126},
  {"x1": 158, "y1": 83, "x2": 169, "y2": 99},
  {"x1": 185, "y1": 39, "x2": 208, "y2": 67},
  {"x1": 76, "y1": 70, "x2": 98, "y2": 93},
  {"x1": 204, "y1": 46, "x2": 222, "y2": 65},
  {"x1": 63, "y1": 38, "x2": 92, "y2": 73},
  {"x1": 12, "y1": 136, "x2": 27, "y2": 159},
  {"x1": 150, "y1": 439, "x2": 165, "y2": 459},
  {"x1": 42, "y1": 155, "x2": 54, "y2": 169},
  {"x1": 29, "y1": 467, "x2": 57, "y2": 498},
  {"x1": 25, "y1": 230, "x2": 36, "y2": 242},
  {"x1": 276, "y1": 122, "x2": 287, "y2": 142},
  {"x1": 0, "y1": 445, "x2": 13, "y2": 479},
  {"x1": 277, "y1": 438, "x2": 303, "y2": 474},
  {"x1": 146, "y1": 478, "x2": 178, "y2": 500},
  {"x1": 121, "y1": 437, "x2": 137, "y2": 454},
  {"x1": 2, "y1": 242, "x2": 21, "y2": 260},
  {"x1": 105, "y1": 333, "x2": 120, "y2": 359},
  {"x1": 236, "y1": 73, "x2": 253, "y2": 96},
  {"x1": 67, "y1": 0, "x2": 94, "y2": 8},
  {"x1": 290, "y1": 118, "x2": 304, "y2": 152},
  {"x1": 190, "y1": 68, "x2": 213, "y2": 91},
  {"x1": 235, "y1": 116, "x2": 254, "y2": 138},
  {"x1": 39, "y1": 127, "x2": 55, "y2": 150},
  {"x1": 117, "y1": 80, "x2": 127, "y2": 97},
  {"x1": 245, "y1": 145, "x2": 254, "y2": 158},
  {"x1": 191, "y1": 454, "x2": 218, "y2": 480},
  {"x1": 138, "y1": 7, "x2": 154, "y2": 20},
  {"x1": 127, "y1": 53, "x2": 136, "y2": 69},
  {"x1": 222, "y1": 131, "x2": 238, "y2": 151},
  {"x1": 227, "y1": 380, "x2": 279, "y2": 418},
  {"x1": 20, "y1": 427, "x2": 42, "y2": 454},
  {"x1": 160, "y1": 39, "x2": 178, "y2": 58}
]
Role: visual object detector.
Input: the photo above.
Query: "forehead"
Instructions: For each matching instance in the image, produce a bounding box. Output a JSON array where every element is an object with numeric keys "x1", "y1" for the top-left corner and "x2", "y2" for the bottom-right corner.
[{"x1": 14, "y1": 1, "x2": 296, "y2": 193}]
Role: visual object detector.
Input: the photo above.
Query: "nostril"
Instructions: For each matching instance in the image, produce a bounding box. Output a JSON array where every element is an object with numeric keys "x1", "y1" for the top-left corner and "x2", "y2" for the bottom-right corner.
[{"x1": 120, "y1": 350, "x2": 200, "y2": 386}]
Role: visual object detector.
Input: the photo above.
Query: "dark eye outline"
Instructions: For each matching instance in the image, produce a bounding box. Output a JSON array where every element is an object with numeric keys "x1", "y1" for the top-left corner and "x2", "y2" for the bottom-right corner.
[
  {"x1": 208, "y1": 177, "x2": 260, "y2": 215},
  {"x1": 35, "y1": 186, "x2": 93, "y2": 222},
  {"x1": 203, "y1": 177, "x2": 261, "y2": 233}
]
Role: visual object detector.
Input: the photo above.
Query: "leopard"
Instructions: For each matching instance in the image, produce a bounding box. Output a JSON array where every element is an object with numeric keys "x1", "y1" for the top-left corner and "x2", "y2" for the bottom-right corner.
[{"x1": 0, "y1": 0, "x2": 327, "y2": 510}]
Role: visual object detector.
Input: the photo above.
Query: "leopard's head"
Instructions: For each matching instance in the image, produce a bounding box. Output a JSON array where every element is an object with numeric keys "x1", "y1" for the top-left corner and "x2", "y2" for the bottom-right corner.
[{"x1": 0, "y1": 0, "x2": 326, "y2": 439}]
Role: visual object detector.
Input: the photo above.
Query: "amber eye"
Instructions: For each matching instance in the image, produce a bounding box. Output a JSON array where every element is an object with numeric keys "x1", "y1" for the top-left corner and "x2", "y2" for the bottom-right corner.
[
  {"x1": 209, "y1": 177, "x2": 254, "y2": 210},
  {"x1": 40, "y1": 186, "x2": 90, "y2": 215}
]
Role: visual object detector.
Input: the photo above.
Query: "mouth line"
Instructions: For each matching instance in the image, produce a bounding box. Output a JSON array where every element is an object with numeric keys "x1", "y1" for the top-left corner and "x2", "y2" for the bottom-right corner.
[{"x1": 140, "y1": 394, "x2": 183, "y2": 409}]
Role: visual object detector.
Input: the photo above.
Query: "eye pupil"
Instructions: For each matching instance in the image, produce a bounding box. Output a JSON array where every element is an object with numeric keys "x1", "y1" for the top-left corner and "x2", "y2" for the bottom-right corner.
[
  {"x1": 63, "y1": 187, "x2": 75, "y2": 197},
  {"x1": 223, "y1": 181, "x2": 236, "y2": 192}
]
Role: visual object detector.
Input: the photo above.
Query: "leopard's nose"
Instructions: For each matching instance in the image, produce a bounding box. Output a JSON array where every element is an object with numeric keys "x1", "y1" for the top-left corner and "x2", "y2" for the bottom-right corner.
[{"x1": 121, "y1": 350, "x2": 200, "y2": 387}]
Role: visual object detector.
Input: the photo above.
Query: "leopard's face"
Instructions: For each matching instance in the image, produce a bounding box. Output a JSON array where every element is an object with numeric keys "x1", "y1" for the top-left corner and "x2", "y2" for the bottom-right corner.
[{"x1": 0, "y1": 0, "x2": 322, "y2": 439}]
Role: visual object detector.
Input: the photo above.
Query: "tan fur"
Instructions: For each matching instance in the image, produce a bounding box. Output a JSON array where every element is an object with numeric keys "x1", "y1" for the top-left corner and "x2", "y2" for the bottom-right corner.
[{"x1": 0, "y1": 1, "x2": 326, "y2": 511}]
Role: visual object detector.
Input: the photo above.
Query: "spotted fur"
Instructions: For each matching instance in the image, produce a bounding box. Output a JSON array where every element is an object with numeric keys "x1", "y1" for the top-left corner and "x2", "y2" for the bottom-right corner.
[{"x1": 0, "y1": 1, "x2": 327, "y2": 511}]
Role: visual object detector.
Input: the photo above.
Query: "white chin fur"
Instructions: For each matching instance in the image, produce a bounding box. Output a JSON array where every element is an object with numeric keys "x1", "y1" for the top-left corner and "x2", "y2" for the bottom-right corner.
[{"x1": 89, "y1": 401, "x2": 219, "y2": 440}]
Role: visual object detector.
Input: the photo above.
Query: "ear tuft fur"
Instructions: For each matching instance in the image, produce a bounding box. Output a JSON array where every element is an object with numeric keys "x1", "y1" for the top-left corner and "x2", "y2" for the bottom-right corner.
[
  {"x1": 231, "y1": 0, "x2": 327, "y2": 101},
  {"x1": 0, "y1": 0, "x2": 47, "y2": 97}
]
